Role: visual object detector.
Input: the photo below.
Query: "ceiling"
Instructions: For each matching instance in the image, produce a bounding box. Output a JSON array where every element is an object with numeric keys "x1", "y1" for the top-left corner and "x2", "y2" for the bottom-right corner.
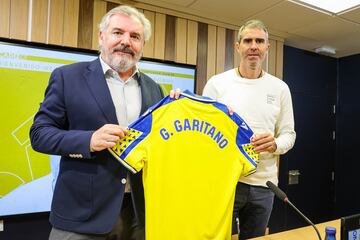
[{"x1": 133, "y1": 0, "x2": 360, "y2": 58}]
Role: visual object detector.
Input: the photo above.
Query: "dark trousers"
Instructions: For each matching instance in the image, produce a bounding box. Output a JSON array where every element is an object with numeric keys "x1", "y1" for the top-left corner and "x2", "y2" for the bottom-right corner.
[
  {"x1": 49, "y1": 193, "x2": 144, "y2": 240},
  {"x1": 49, "y1": 228, "x2": 107, "y2": 240},
  {"x1": 106, "y1": 193, "x2": 144, "y2": 240},
  {"x1": 232, "y1": 182, "x2": 275, "y2": 240}
]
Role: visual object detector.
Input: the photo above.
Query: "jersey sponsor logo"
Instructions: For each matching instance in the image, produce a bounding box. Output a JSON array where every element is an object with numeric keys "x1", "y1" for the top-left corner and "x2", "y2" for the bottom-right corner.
[
  {"x1": 159, "y1": 118, "x2": 228, "y2": 149},
  {"x1": 111, "y1": 128, "x2": 143, "y2": 156},
  {"x1": 241, "y1": 143, "x2": 259, "y2": 163}
]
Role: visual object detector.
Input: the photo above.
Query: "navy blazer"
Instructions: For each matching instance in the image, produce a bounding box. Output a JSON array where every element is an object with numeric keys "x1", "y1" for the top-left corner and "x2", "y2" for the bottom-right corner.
[{"x1": 30, "y1": 58, "x2": 164, "y2": 234}]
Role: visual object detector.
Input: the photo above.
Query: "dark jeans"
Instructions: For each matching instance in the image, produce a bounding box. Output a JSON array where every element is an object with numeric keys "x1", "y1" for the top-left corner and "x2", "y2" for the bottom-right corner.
[
  {"x1": 232, "y1": 182, "x2": 275, "y2": 240},
  {"x1": 49, "y1": 193, "x2": 144, "y2": 240}
]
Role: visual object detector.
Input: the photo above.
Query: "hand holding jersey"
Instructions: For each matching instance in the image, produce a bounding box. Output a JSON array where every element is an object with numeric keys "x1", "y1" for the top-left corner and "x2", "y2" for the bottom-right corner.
[
  {"x1": 169, "y1": 88, "x2": 181, "y2": 99},
  {"x1": 251, "y1": 133, "x2": 277, "y2": 153},
  {"x1": 90, "y1": 124, "x2": 129, "y2": 152}
]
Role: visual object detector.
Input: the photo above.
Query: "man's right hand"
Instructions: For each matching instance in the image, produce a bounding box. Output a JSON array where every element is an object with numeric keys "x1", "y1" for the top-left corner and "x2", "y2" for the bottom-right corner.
[{"x1": 90, "y1": 124, "x2": 128, "y2": 152}]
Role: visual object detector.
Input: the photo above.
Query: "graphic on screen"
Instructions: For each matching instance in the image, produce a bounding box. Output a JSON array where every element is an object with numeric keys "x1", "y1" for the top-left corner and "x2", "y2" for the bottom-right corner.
[
  {"x1": 349, "y1": 229, "x2": 360, "y2": 240},
  {"x1": 0, "y1": 41, "x2": 196, "y2": 216},
  {"x1": 138, "y1": 61, "x2": 196, "y2": 95}
]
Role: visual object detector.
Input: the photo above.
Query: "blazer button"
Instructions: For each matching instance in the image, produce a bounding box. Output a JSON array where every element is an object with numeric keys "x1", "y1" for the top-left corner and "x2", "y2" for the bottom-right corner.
[{"x1": 121, "y1": 178, "x2": 127, "y2": 184}]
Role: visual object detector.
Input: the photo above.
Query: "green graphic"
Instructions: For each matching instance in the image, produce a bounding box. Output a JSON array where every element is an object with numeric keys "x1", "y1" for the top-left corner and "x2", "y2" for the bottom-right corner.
[
  {"x1": 159, "y1": 83, "x2": 173, "y2": 95},
  {"x1": 0, "y1": 67, "x2": 51, "y2": 197},
  {"x1": 140, "y1": 68, "x2": 194, "y2": 79}
]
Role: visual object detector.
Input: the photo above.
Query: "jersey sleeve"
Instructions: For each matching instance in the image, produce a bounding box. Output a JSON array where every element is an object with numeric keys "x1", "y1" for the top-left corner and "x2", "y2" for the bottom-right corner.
[
  {"x1": 239, "y1": 143, "x2": 258, "y2": 176},
  {"x1": 233, "y1": 112, "x2": 259, "y2": 176},
  {"x1": 108, "y1": 128, "x2": 147, "y2": 173}
]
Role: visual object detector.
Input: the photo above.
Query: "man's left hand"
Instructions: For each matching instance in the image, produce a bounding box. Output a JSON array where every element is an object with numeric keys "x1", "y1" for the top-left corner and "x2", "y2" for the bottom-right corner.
[{"x1": 169, "y1": 88, "x2": 181, "y2": 99}]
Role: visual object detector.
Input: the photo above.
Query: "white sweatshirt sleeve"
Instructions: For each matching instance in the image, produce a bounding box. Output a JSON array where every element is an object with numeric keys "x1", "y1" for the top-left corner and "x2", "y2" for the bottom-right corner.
[
  {"x1": 202, "y1": 77, "x2": 218, "y2": 100},
  {"x1": 274, "y1": 85, "x2": 296, "y2": 154}
]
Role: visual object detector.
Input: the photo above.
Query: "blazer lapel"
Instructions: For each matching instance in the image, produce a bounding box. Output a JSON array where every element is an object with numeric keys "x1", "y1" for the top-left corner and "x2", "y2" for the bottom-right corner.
[
  {"x1": 138, "y1": 73, "x2": 151, "y2": 114},
  {"x1": 138, "y1": 72, "x2": 164, "y2": 114},
  {"x1": 84, "y1": 59, "x2": 118, "y2": 124}
]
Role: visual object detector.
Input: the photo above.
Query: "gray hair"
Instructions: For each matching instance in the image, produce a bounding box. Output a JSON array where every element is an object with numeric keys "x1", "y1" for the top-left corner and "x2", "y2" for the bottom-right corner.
[
  {"x1": 99, "y1": 5, "x2": 151, "y2": 41},
  {"x1": 237, "y1": 19, "x2": 269, "y2": 42}
]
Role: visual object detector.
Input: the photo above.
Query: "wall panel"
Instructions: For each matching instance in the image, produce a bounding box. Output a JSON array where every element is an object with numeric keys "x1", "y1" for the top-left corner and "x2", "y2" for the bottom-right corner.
[
  {"x1": 92, "y1": 0, "x2": 107, "y2": 50},
  {"x1": 216, "y1": 27, "x2": 226, "y2": 74},
  {"x1": 63, "y1": 0, "x2": 80, "y2": 47},
  {"x1": 268, "y1": 39, "x2": 277, "y2": 76},
  {"x1": 233, "y1": 32, "x2": 240, "y2": 68},
  {"x1": 196, "y1": 22, "x2": 208, "y2": 94},
  {"x1": 262, "y1": 54, "x2": 268, "y2": 72},
  {"x1": 154, "y1": 12, "x2": 166, "y2": 60},
  {"x1": 206, "y1": 25, "x2": 217, "y2": 81},
  {"x1": 49, "y1": 0, "x2": 64, "y2": 45},
  {"x1": 186, "y1": 20, "x2": 198, "y2": 65},
  {"x1": 276, "y1": 41, "x2": 284, "y2": 79},
  {"x1": 224, "y1": 29, "x2": 234, "y2": 71},
  {"x1": 164, "y1": 15, "x2": 175, "y2": 61},
  {"x1": 0, "y1": 0, "x2": 10, "y2": 38},
  {"x1": 31, "y1": 0, "x2": 48, "y2": 43},
  {"x1": 175, "y1": 18, "x2": 187, "y2": 64},
  {"x1": 10, "y1": 0, "x2": 29, "y2": 40},
  {"x1": 107, "y1": 2, "x2": 119, "y2": 11},
  {"x1": 77, "y1": 0, "x2": 93, "y2": 49},
  {"x1": 143, "y1": 10, "x2": 155, "y2": 58}
]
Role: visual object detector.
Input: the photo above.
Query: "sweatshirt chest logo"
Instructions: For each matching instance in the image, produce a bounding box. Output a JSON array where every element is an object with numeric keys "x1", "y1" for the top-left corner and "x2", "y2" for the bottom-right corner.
[{"x1": 267, "y1": 94, "x2": 276, "y2": 105}]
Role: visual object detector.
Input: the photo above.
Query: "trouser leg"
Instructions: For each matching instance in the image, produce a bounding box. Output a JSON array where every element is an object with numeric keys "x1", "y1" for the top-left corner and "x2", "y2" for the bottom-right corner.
[
  {"x1": 49, "y1": 228, "x2": 107, "y2": 240},
  {"x1": 238, "y1": 184, "x2": 274, "y2": 240},
  {"x1": 106, "y1": 193, "x2": 145, "y2": 240}
]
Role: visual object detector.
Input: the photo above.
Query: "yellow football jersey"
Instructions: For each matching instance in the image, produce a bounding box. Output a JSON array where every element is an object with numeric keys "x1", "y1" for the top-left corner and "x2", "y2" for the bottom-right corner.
[{"x1": 109, "y1": 91, "x2": 258, "y2": 240}]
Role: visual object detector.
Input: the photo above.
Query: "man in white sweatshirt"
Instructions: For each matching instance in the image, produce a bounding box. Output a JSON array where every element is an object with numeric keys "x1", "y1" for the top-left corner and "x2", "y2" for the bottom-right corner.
[{"x1": 203, "y1": 19, "x2": 296, "y2": 240}]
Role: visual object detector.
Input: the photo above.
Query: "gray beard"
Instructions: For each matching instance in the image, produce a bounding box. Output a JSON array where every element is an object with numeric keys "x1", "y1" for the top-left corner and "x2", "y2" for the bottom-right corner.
[
  {"x1": 112, "y1": 58, "x2": 134, "y2": 72},
  {"x1": 108, "y1": 53, "x2": 141, "y2": 73}
]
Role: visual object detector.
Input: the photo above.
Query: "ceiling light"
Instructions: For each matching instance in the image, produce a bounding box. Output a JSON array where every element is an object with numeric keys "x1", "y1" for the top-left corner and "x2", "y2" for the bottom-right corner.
[
  {"x1": 314, "y1": 46, "x2": 336, "y2": 56},
  {"x1": 290, "y1": 0, "x2": 360, "y2": 14}
]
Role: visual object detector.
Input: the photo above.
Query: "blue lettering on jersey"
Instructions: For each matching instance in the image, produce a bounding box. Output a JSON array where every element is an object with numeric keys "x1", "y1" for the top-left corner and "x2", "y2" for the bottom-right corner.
[
  {"x1": 161, "y1": 119, "x2": 228, "y2": 149},
  {"x1": 192, "y1": 119, "x2": 200, "y2": 131},
  {"x1": 174, "y1": 120, "x2": 182, "y2": 132},
  {"x1": 203, "y1": 122, "x2": 211, "y2": 133},
  {"x1": 160, "y1": 128, "x2": 171, "y2": 140},
  {"x1": 207, "y1": 126, "x2": 215, "y2": 138},
  {"x1": 183, "y1": 118, "x2": 191, "y2": 131}
]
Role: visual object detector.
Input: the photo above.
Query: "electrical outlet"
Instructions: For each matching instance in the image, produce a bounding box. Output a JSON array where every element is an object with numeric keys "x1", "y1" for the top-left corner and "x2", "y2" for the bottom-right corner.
[{"x1": 0, "y1": 220, "x2": 3, "y2": 231}]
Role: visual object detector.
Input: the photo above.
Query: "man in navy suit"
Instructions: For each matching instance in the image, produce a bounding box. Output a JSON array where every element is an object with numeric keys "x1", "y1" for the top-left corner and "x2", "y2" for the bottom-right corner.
[{"x1": 30, "y1": 5, "x2": 163, "y2": 240}]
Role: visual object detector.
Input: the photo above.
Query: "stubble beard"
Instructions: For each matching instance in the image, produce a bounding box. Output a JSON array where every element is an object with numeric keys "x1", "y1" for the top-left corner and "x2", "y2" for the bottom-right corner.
[
  {"x1": 247, "y1": 54, "x2": 265, "y2": 70},
  {"x1": 249, "y1": 61, "x2": 259, "y2": 70}
]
